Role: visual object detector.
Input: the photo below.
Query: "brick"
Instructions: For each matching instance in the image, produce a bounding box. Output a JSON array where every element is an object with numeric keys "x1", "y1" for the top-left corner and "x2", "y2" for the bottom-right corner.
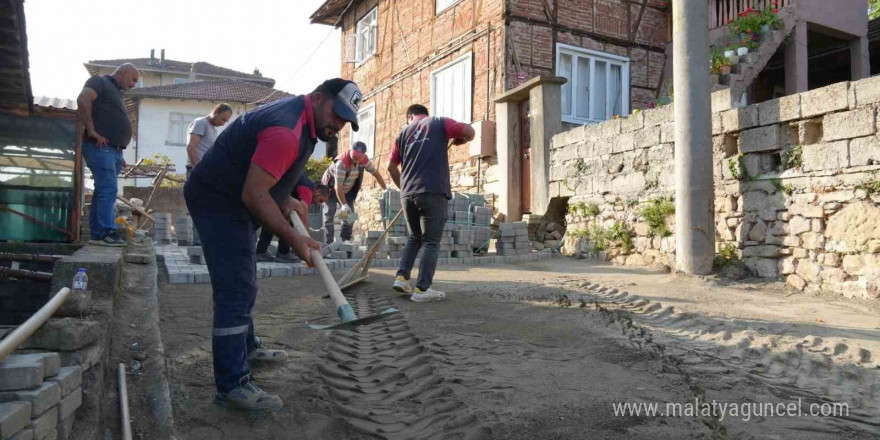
[
  {"x1": 757, "y1": 94, "x2": 801, "y2": 126},
  {"x1": 56, "y1": 388, "x2": 80, "y2": 423},
  {"x1": 0, "y1": 360, "x2": 41, "y2": 393},
  {"x1": 850, "y1": 75, "x2": 880, "y2": 107},
  {"x1": 802, "y1": 141, "x2": 849, "y2": 172},
  {"x1": 0, "y1": 402, "x2": 31, "y2": 439},
  {"x1": 634, "y1": 127, "x2": 660, "y2": 149},
  {"x1": 739, "y1": 125, "x2": 783, "y2": 153},
  {"x1": 822, "y1": 108, "x2": 875, "y2": 141},
  {"x1": 721, "y1": 106, "x2": 759, "y2": 132},
  {"x1": 21, "y1": 319, "x2": 101, "y2": 352},
  {"x1": 47, "y1": 368, "x2": 81, "y2": 398},
  {"x1": 0, "y1": 382, "x2": 59, "y2": 416},
  {"x1": 848, "y1": 135, "x2": 880, "y2": 166},
  {"x1": 26, "y1": 406, "x2": 55, "y2": 440},
  {"x1": 56, "y1": 415, "x2": 73, "y2": 440},
  {"x1": 124, "y1": 253, "x2": 151, "y2": 264},
  {"x1": 9, "y1": 428, "x2": 34, "y2": 440},
  {"x1": 801, "y1": 82, "x2": 849, "y2": 117}
]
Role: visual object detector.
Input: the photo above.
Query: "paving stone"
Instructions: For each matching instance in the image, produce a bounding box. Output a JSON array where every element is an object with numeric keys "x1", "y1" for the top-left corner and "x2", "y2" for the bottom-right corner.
[
  {"x1": 55, "y1": 388, "x2": 80, "y2": 423},
  {"x1": 26, "y1": 406, "x2": 55, "y2": 440},
  {"x1": 55, "y1": 416, "x2": 73, "y2": 440},
  {"x1": 124, "y1": 253, "x2": 151, "y2": 264},
  {"x1": 0, "y1": 402, "x2": 31, "y2": 439},
  {"x1": 0, "y1": 353, "x2": 60, "y2": 391},
  {"x1": 46, "y1": 368, "x2": 81, "y2": 398},
  {"x1": 0, "y1": 382, "x2": 59, "y2": 417},
  {"x1": 21, "y1": 319, "x2": 101, "y2": 352},
  {"x1": 8, "y1": 428, "x2": 34, "y2": 440}
]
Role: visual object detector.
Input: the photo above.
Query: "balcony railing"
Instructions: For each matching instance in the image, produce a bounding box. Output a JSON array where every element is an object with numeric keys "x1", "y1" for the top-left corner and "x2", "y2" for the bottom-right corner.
[{"x1": 709, "y1": 0, "x2": 794, "y2": 30}]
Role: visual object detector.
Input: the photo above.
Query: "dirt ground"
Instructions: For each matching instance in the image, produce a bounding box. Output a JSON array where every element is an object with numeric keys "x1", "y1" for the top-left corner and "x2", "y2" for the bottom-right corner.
[{"x1": 158, "y1": 258, "x2": 880, "y2": 440}]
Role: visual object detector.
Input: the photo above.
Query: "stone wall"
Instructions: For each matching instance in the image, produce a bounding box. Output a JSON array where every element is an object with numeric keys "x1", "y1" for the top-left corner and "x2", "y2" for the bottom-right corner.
[{"x1": 549, "y1": 77, "x2": 880, "y2": 299}]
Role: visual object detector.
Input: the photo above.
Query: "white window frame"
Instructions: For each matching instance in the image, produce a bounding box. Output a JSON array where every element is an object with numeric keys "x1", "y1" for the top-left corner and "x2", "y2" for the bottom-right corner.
[
  {"x1": 350, "y1": 103, "x2": 376, "y2": 158},
  {"x1": 430, "y1": 52, "x2": 473, "y2": 124},
  {"x1": 355, "y1": 7, "x2": 378, "y2": 65},
  {"x1": 436, "y1": 0, "x2": 460, "y2": 14},
  {"x1": 555, "y1": 43, "x2": 630, "y2": 125},
  {"x1": 172, "y1": 77, "x2": 191, "y2": 85},
  {"x1": 166, "y1": 112, "x2": 202, "y2": 146}
]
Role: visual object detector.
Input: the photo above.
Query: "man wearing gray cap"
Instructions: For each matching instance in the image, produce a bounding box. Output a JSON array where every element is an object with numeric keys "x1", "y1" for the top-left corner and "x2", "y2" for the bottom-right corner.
[{"x1": 184, "y1": 78, "x2": 362, "y2": 412}]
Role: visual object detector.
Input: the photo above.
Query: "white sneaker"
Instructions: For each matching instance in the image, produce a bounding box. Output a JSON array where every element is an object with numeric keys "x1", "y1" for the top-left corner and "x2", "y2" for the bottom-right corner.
[
  {"x1": 410, "y1": 287, "x2": 446, "y2": 302},
  {"x1": 392, "y1": 276, "x2": 412, "y2": 294}
]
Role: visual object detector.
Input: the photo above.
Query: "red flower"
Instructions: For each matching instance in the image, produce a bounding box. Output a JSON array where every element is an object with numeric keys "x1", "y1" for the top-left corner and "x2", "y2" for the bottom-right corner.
[
  {"x1": 647, "y1": 102, "x2": 656, "y2": 109},
  {"x1": 772, "y1": 8, "x2": 778, "y2": 13}
]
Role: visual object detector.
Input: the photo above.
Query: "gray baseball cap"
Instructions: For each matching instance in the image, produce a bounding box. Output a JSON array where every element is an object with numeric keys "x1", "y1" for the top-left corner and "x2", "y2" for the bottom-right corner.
[{"x1": 318, "y1": 78, "x2": 362, "y2": 132}]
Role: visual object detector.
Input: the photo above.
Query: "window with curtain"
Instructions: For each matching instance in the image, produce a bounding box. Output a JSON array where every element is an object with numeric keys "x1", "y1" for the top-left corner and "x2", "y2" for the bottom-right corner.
[
  {"x1": 556, "y1": 44, "x2": 630, "y2": 125},
  {"x1": 430, "y1": 53, "x2": 473, "y2": 124},
  {"x1": 355, "y1": 8, "x2": 378, "y2": 64}
]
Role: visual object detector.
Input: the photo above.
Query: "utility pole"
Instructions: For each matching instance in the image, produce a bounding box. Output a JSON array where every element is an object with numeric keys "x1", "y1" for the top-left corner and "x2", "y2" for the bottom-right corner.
[{"x1": 672, "y1": 0, "x2": 714, "y2": 274}]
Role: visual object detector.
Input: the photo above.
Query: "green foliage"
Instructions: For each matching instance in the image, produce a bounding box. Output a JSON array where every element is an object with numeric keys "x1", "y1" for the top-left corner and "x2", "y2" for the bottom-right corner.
[
  {"x1": 607, "y1": 221, "x2": 635, "y2": 254},
  {"x1": 871, "y1": 0, "x2": 880, "y2": 19},
  {"x1": 568, "y1": 201, "x2": 600, "y2": 218},
  {"x1": 639, "y1": 197, "x2": 675, "y2": 238},
  {"x1": 713, "y1": 243, "x2": 741, "y2": 269},
  {"x1": 728, "y1": 153, "x2": 757, "y2": 181},
  {"x1": 573, "y1": 158, "x2": 590, "y2": 175},
  {"x1": 305, "y1": 156, "x2": 333, "y2": 183},
  {"x1": 782, "y1": 145, "x2": 803, "y2": 170},
  {"x1": 855, "y1": 179, "x2": 880, "y2": 196},
  {"x1": 568, "y1": 221, "x2": 634, "y2": 254},
  {"x1": 709, "y1": 49, "x2": 731, "y2": 74},
  {"x1": 771, "y1": 179, "x2": 794, "y2": 196}
]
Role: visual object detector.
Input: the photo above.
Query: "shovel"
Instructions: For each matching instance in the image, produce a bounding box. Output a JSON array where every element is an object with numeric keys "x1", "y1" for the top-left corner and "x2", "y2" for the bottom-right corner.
[
  {"x1": 336, "y1": 209, "x2": 405, "y2": 290},
  {"x1": 289, "y1": 213, "x2": 398, "y2": 330}
]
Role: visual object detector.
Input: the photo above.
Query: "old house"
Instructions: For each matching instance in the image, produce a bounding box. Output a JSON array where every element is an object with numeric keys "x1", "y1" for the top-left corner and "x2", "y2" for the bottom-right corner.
[{"x1": 312, "y1": 0, "x2": 870, "y2": 225}]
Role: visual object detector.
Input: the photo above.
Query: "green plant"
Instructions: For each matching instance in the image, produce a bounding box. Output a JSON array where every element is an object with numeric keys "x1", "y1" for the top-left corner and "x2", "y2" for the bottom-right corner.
[
  {"x1": 855, "y1": 179, "x2": 880, "y2": 196},
  {"x1": 584, "y1": 202, "x2": 600, "y2": 217},
  {"x1": 771, "y1": 179, "x2": 794, "y2": 196},
  {"x1": 709, "y1": 49, "x2": 731, "y2": 74},
  {"x1": 871, "y1": 0, "x2": 880, "y2": 20},
  {"x1": 608, "y1": 221, "x2": 635, "y2": 254},
  {"x1": 573, "y1": 158, "x2": 590, "y2": 175},
  {"x1": 782, "y1": 145, "x2": 803, "y2": 170},
  {"x1": 305, "y1": 156, "x2": 334, "y2": 183},
  {"x1": 728, "y1": 153, "x2": 757, "y2": 181},
  {"x1": 568, "y1": 228, "x2": 589, "y2": 238},
  {"x1": 639, "y1": 197, "x2": 675, "y2": 238},
  {"x1": 713, "y1": 243, "x2": 741, "y2": 269},
  {"x1": 727, "y1": 156, "x2": 741, "y2": 180}
]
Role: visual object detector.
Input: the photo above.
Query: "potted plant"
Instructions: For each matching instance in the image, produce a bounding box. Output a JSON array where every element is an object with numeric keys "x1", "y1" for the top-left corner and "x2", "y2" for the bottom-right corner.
[
  {"x1": 710, "y1": 50, "x2": 732, "y2": 75},
  {"x1": 724, "y1": 43, "x2": 737, "y2": 60},
  {"x1": 759, "y1": 2, "x2": 781, "y2": 33}
]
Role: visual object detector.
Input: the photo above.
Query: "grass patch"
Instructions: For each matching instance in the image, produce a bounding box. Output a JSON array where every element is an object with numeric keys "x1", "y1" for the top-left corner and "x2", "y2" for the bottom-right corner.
[
  {"x1": 639, "y1": 197, "x2": 675, "y2": 237},
  {"x1": 782, "y1": 145, "x2": 803, "y2": 170},
  {"x1": 855, "y1": 178, "x2": 880, "y2": 196},
  {"x1": 771, "y1": 179, "x2": 794, "y2": 196},
  {"x1": 713, "y1": 243, "x2": 741, "y2": 269}
]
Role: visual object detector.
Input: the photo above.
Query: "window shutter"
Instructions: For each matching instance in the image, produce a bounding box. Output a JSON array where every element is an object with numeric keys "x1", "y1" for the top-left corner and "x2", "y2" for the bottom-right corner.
[{"x1": 345, "y1": 33, "x2": 358, "y2": 64}]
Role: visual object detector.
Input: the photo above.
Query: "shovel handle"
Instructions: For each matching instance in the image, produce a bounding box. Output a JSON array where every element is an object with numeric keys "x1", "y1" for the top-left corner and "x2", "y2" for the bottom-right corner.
[{"x1": 289, "y1": 213, "x2": 350, "y2": 310}]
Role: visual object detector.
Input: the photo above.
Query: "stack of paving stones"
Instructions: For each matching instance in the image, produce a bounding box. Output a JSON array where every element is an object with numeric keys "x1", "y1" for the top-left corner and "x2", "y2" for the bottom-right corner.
[
  {"x1": 0, "y1": 324, "x2": 86, "y2": 440},
  {"x1": 496, "y1": 221, "x2": 531, "y2": 256},
  {"x1": 471, "y1": 206, "x2": 492, "y2": 250},
  {"x1": 522, "y1": 214, "x2": 543, "y2": 242},
  {"x1": 186, "y1": 246, "x2": 204, "y2": 265},
  {"x1": 379, "y1": 191, "x2": 407, "y2": 236},
  {"x1": 175, "y1": 216, "x2": 193, "y2": 246},
  {"x1": 152, "y1": 213, "x2": 173, "y2": 245}
]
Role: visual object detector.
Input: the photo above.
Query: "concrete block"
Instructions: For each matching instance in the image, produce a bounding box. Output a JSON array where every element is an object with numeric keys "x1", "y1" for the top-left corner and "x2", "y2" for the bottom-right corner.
[
  {"x1": 124, "y1": 253, "x2": 151, "y2": 264},
  {"x1": 26, "y1": 407, "x2": 55, "y2": 440},
  {"x1": 823, "y1": 108, "x2": 875, "y2": 142},
  {"x1": 739, "y1": 125, "x2": 783, "y2": 153},
  {"x1": 56, "y1": 388, "x2": 80, "y2": 423},
  {"x1": 186, "y1": 246, "x2": 203, "y2": 257},
  {"x1": 634, "y1": 127, "x2": 660, "y2": 150},
  {"x1": 0, "y1": 382, "x2": 59, "y2": 416},
  {"x1": 57, "y1": 342, "x2": 102, "y2": 371},
  {"x1": 849, "y1": 135, "x2": 880, "y2": 166},
  {"x1": 610, "y1": 131, "x2": 635, "y2": 154},
  {"x1": 722, "y1": 106, "x2": 759, "y2": 132},
  {"x1": 802, "y1": 82, "x2": 849, "y2": 117},
  {"x1": 47, "y1": 368, "x2": 81, "y2": 398},
  {"x1": 8, "y1": 428, "x2": 34, "y2": 440},
  {"x1": 850, "y1": 75, "x2": 880, "y2": 107},
  {"x1": 757, "y1": 94, "x2": 801, "y2": 126},
  {"x1": 711, "y1": 89, "x2": 734, "y2": 112},
  {"x1": 802, "y1": 141, "x2": 849, "y2": 172},
  {"x1": 0, "y1": 402, "x2": 31, "y2": 439},
  {"x1": 51, "y1": 246, "x2": 122, "y2": 302},
  {"x1": 21, "y1": 319, "x2": 101, "y2": 352}
]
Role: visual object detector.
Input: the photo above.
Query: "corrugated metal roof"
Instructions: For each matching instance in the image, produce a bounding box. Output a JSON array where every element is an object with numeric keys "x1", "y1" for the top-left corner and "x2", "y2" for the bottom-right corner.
[{"x1": 34, "y1": 96, "x2": 77, "y2": 110}]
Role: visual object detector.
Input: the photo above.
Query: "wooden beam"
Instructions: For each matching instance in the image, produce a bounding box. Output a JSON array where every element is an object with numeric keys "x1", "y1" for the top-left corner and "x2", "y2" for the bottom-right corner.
[{"x1": 115, "y1": 195, "x2": 155, "y2": 223}]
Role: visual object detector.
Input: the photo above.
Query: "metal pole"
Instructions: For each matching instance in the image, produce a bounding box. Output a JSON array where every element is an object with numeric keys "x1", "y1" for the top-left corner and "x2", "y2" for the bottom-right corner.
[
  {"x1": 0, "y1": 267, "x2": 53, "y2": 282},
  {"x1": 672, "y1": 0, "x2": 714, "y2": 274},
  {"x1": 118, "y1": 363, "x2": 133, "y2": 440},
  {"x1": 0, "y1": 253, "x2": 64, "y2": 263},
  {"x1": 0, "y1": 288, "x2": 70, "y2": 362}
]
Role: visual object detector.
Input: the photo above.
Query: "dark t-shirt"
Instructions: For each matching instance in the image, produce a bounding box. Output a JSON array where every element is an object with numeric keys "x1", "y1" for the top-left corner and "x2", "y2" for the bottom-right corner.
[
  {"x1": 83, "y1": 75, "x2": 132, "y2": 147},
  {"x1": 389, "y1": 116, "x2": 469, "y2": 199}
]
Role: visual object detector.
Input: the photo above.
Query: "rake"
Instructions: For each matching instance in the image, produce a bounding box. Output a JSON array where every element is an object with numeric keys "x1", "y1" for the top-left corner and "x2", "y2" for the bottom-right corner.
[{"x1": 336, "y1": 208, "x2": 405, "y2": 290}]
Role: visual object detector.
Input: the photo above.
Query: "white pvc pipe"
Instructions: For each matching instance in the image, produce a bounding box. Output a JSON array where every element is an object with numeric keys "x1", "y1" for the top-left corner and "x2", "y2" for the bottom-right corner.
[
  {"x1": 118, "y1": 363, "x2": 133, "y2": 440},
  {"x1": 0, "y1": 287, "x2": 70, "y2": 363}
]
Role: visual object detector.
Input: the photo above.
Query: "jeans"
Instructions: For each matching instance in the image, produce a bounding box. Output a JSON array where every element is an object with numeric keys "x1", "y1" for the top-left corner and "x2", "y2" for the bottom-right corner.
[
  {"x1": 255, "y1": 227, "x2": 290, "y2": 255},
  {"x1": 397, "y1": 193, "x2": 448, "y2": 291},
  {"x1": 82, "y1": 141, "x2": 124, "y2": 238},
  {"x1": 184, "y1": 179, "x2": 260, "y2": 393},
  {"x1": 323, "y1": 192, "x2": 356, "y2": 243}
]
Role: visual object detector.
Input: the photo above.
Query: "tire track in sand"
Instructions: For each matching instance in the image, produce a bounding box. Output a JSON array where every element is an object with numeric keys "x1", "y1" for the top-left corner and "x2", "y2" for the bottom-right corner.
[{"x1": 317, "y1": 291, "x2": 486, "y2": 439}]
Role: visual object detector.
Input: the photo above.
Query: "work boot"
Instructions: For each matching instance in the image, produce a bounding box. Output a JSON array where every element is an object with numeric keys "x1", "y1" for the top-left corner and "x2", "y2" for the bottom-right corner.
[
  {"x1": 276, "y1": 252, "x2": 300, "y2": 263},
  {"x1": 392, "y1": 276, "x2": 412, "y2": 294},
  {"x1": 256, "y1": 251, "x2": 276, "y2": 262},
  {"x1": 90, "y1": 231, "x2": 125, "y2": 247},
  {"x1": 214, "y1": 383, "x2": 283, "y2": 412},
  {"x1": 410, "y1": 287, "x2": 446, "y2": 302}
]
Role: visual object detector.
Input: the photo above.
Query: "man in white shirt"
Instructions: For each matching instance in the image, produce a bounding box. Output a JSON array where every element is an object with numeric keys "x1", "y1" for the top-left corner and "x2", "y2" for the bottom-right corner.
[{"x1": 186, "y1": 103, "x2": 233, "y2": 178}]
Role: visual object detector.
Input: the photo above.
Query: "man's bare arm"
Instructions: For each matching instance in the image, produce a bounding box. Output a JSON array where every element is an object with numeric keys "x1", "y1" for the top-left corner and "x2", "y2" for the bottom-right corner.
[
  {"x1": 387, "y1": 162, "x2": 402, "y2": 190},
  {"x1": 452, "y1": 125, "x2": 476, "y2": 145},
  {"x1": 335, "y1": 180, "x2": 347, "y2": 205},
  {"x1": 186, "y1": 134, "x2": 202, "y2": 166},
  {"x1": 76, "y1": 87, "x2": 109, "y2": 146},
  {"x1": 242, "y1": 164, "x2": 320, "y2": 265},
  {"x1": 371, "y1": 169, "x2": 387, "y2": 190}
]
